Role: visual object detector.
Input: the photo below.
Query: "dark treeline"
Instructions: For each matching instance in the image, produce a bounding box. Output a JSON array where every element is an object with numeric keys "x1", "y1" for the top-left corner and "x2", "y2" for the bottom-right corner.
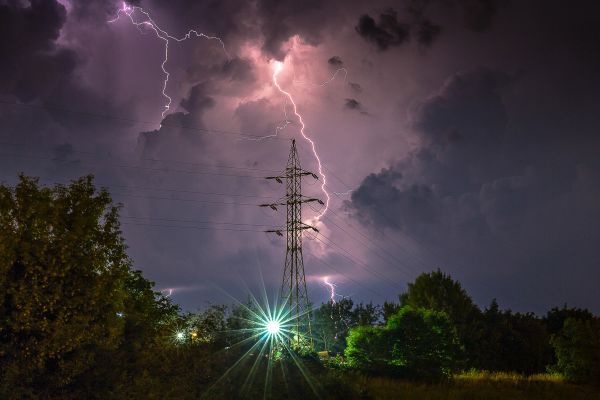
[
  {"x1": 1, "y1": 176, "x2": 599, "y2": 399},
  {"x1": 313, "y1": 270, "x2": 600, "y2": 382}
]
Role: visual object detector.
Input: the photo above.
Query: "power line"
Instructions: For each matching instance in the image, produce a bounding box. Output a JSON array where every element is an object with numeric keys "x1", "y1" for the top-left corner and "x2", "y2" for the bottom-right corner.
[
  {"x1": 121, "y1": 222, "x2": 267, "y2": 233},
  {"x1": 0, "y1": 152, "x2": 268, "y2": 179},
  {"x1": 306, "y1": 254, "x2": 388, "y2": 302},
  {"x1": 121, "y1": 215, "x2": 277, "y2": 228},
  {"x1": 111, "y1": 192, "x2": 261, "y2": 207},
  {"x1": 0, "y1": 142, "x2": 282, "y2": 173},
  {"x1": 311, "y1": 232, "x2": 404, "y2": 291},
  {"x1": 0, "y1": 99, "x2": 289, "y2": 141}
]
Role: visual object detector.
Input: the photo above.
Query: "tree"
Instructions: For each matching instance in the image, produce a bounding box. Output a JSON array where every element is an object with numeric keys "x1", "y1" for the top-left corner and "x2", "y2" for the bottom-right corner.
[
  {"x1": 386, "y1": 306, "x2": 461, "y2": 380},
  {"x1": 382, "y1": 301, "x2": 400, "y2": 323},
  {"x1": 344, "y1": 325, "x2": 388, "y2": 373},
  {"x1": 313, "y1": 298, "x2": 355, "y2": 353},
  {"x1": 551, "y1": 317, "x2": 600, "y2": 383},
  {"x1": 353, "y1": 302, "x2": 382, "y2": 326},
  {"x1": 345, "y1": 306, "x2": 461, "y2": 380},
  {"x1": 0, "y1": 176, "x2": 178, "y2": 399},
  {"x1": 472, "y1": 300, "x2": 552, "y2": 374},
  {"x1": 545, "y1": 305, "x2": 594, "y2": 335},
  {"x1": 313, "y1": 299, "x2": 381, "y2": 354},
  {"x1": 400, "y1": 269, "x2": 481, "y2": 365}
]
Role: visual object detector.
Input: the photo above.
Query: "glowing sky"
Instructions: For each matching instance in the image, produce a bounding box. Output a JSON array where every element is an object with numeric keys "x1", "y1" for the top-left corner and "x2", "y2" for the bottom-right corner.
[{"x1": 1, "y1": 0, "x2": 600, "y2": 313}]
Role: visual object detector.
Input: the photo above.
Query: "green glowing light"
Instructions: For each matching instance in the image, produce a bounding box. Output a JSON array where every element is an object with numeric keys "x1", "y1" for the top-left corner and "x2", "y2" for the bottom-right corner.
[{"x1": 266, "y1": 320, "x2": 280, "y2": 335}]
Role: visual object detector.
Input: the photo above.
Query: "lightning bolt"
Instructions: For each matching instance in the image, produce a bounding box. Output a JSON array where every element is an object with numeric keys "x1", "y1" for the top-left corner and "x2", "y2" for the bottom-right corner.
[
  {"x1": 272, "y1": 60, "x2": 331, "y2": 221},
  {"x1": 323, "y1": 277, "x2": 336, "y2": 304},
  {"x1": 110, "y1": 4, "x2": 334, "y2": 220},
  {"x1": 108, "y1": 2, "x2": 229, "y2": 121}
]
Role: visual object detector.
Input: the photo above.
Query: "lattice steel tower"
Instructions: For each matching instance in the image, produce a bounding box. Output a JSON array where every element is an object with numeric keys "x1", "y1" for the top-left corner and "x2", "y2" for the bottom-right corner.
[{"x1": 261, "y1": 139, "x2": 322, "y2": 349}]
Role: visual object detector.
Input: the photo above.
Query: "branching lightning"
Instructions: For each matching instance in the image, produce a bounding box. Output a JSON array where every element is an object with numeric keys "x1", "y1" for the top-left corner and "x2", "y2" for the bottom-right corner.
[
  {"x1": 109, "y1": 4, "x2": 337, "y2": 221},
  {"x1": 322, "y1": 276, "x2": 336, "y2": 304},
  {"x1": 272, "y1": 60, "x2": 331, "y2": 221},
  {"x1": 108, "y1": 2, "x2": 229, "y2": 121}
]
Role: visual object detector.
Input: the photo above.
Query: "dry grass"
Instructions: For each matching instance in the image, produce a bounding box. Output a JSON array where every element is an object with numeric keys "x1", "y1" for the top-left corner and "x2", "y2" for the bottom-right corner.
[{"x1": 344, "y1": 371, "x2": 600, "y2": 400}]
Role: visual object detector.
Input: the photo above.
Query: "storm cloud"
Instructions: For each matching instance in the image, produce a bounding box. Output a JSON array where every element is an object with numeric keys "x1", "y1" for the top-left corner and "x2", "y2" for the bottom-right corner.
[{"x1": 1, "y1": 0, "x2": 600, "y2": 314}]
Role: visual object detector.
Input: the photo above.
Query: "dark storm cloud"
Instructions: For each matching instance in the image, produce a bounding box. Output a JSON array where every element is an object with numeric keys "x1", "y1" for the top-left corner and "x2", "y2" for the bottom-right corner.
[
  {"x1": 69, "y1": 0, "x2": 123, "y2": 24},
  {"x1": 356, "y1": 6, "x2": 445, "y2": 50},
  {"x1": 0, "y1": 0, "x2": 77, "y2": 102},
  {"x1": 139, "y1": 82, "x2": 215, "y2": 156},
  {"x1": 220, "y1": 58, "x2": 255, "y2": 82},
  {"x1": 356, "y1": 0, "x2": 505, "y2": 51},
  {"x1": 348, "y1": 82, "x2": 362, "y2": 93},
  {"x1": 356, "y1": 10, "x2": 410, "y2": 51},
  {"x1": 415, "y1": 19, "x2": 442, "y2": 46},
  {"x1": 256, "y1": 0, "x2": 347, "y2": 60},
  {"x1": 144, "y1": 0, "x2": 255, "y2": 42},
  {"x1": 328, "y1": 56, "x2": 344, "y2": 67},
  {"x1": 347, "y1": 68, "x2": 518, "y2": 236},
  {"x1": 462, "y1": 0, "x2": 498, "y2": 32},
  {"x1": 344, "y1": 98, "x2": 361, "y2": 110},
  {"x1": 347, "y1": 50, "x2": 600, "y2": 310}
]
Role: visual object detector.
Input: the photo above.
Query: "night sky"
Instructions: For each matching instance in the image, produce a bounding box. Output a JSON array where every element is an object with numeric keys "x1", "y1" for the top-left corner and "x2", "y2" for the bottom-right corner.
[{"x1": 1, "y1": 0, "x2": 599, "y2": 314}]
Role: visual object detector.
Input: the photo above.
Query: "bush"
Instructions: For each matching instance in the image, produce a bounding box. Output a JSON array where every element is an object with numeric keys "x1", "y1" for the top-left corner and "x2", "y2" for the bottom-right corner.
[
  {"x1": 551, "y1": 317, "x2": 600, "y2": 383},
  {"x1": 387, "y1": 306, "x2": 461, "y2": 380},
  {"x1": 345, "y1": 306, "x2": 461, "y2": 380}
]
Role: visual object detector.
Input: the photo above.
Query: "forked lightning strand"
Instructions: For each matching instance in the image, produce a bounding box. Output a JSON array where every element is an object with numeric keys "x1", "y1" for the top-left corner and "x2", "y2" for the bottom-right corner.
[
  {"x1": 272, "y1": 61, "x2": 330, "y2": 220},
  {"x1": 108, "y1": 2, "x2": 229, "y2": 120},
  {"x1": 323, "y1": 277, "x2": 336, "y2": 304}
]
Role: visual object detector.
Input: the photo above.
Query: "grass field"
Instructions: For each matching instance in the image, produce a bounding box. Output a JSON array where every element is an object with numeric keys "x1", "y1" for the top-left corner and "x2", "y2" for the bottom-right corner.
[{"x1": 342, "y1": 372, "x2": 600, "y2": 400}]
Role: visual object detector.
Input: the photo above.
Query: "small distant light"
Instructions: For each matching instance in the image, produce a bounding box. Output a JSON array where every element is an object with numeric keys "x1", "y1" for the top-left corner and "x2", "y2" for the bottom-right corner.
[
  {"x1": 116, "y1": 312, "x2": 124, "y2": 318},
  {"x1": 266, "y1": 320, "x2": 280, "y2": 335},
  {"x1": 175, "y1": 331, "x2": 186, "y2": 341}
]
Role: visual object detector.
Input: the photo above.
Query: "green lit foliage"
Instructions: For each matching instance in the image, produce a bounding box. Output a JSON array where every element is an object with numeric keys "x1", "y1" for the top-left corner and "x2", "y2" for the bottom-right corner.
[
  {"x1": 345, "y1": 325, "x2": 388, "y2": 373},
  {"x1": 345, "y1": 306, "x2": 461, "y2": 380},
  {"x1": 386, "y1": 306, "x2": 461, "y2": 380},
  {"x1": 551, "y1": 317, "x2": 600, "y2": 383}
]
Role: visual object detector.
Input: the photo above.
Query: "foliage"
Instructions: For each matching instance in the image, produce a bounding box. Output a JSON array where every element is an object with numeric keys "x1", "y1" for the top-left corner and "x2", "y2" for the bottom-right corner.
[
  {"x1": 399, "y1": 269, "x2": 482, "y2": 367},
  {"x1": 551, "y1": 317, "x2": 600, "y2": 383},
  {"x1": 345, "y1": 325, "x2": 388, "y2": 373},
  {"x1": 2, "y1": 176, "x2": 600, "y2": 397},
  {"x1": 312, "y1": 298, "x2": 381, "y2": 354},
  {"x1": 0, "y1": 176, "x2": 178, "y2": 399},
  {"x1": 545, "y1": 305, "x2": 595, "y2": 335},
  {"x1": 470, "y1": 299, "x2": 553, "y2": 374},
  {"x1": 387, "y1": 306, "x2": 461, "y2": 380},
  {"x1": 345, "y1": 306, "x2": 461, "y2": 380},
  {"x1": 0, "y1": 176, "x2": 126, "y2": 397}
]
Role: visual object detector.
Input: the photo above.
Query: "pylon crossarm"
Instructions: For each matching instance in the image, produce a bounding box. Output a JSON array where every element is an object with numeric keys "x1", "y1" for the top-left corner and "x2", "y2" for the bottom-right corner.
[
  {"x1": 264, "y1": 224, "x2": 317, "y2": 235},
  {"x1": 265, "y1": 176, "x2": 284, "y2": 183},
  {"x1": 296, "y1": 197, "x2": 324, "y2": 205}
]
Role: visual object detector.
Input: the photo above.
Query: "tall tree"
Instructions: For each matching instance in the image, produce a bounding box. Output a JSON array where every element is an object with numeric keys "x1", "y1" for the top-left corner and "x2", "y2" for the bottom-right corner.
[
  {"x1": 400, "y1": 269, "x2": 481, "y2": 365},
  {"x1": 0, "y1": 176, "x2": 177, "y2": 398}
]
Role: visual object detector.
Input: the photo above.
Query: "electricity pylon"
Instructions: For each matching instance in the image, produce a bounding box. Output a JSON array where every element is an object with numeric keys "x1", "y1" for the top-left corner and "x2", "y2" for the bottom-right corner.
[{"x1": 260, "y1": 139, "x2": 323, "y2": 349}]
